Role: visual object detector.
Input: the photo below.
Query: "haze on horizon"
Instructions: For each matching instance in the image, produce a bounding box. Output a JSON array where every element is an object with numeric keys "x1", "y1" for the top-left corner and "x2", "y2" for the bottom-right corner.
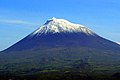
[{"x1": 0, "y1": 0, "x2": 120, "y2": 51}]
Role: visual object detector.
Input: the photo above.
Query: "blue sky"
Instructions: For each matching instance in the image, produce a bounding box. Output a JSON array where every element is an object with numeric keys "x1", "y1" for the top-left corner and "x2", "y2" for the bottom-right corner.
[{"x1": 0, "y1": 0, "x2": 120, "y2": 51}]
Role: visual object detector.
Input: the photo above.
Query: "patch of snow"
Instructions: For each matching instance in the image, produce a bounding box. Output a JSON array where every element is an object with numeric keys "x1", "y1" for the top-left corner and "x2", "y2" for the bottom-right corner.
[
  {"x1": 32, "y1": 17, "x2": 96, "y2": 36},
  {"x1": 117, "y1": 42, "x2": 120, "y2": 45}
]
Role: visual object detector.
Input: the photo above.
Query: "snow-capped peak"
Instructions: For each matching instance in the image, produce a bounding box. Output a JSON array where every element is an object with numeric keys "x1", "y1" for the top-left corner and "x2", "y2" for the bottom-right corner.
[{"x1": 32, "y1": 17, "x2": 95, "y2": 36}]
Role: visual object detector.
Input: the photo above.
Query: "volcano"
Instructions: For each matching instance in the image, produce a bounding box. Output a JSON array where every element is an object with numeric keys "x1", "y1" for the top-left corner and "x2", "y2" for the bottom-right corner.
[
  {"x1": 0, "y1": 18, "x2": 120, "y2": 76},
  {"x1": 3, "y1": 17, "x2": 120, "y2": 52}
]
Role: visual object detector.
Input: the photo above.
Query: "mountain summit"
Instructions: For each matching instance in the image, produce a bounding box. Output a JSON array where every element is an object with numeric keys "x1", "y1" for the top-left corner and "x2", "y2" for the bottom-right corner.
[{"x1": 32, "y1": 17, "x2": 95, "y2": 36}]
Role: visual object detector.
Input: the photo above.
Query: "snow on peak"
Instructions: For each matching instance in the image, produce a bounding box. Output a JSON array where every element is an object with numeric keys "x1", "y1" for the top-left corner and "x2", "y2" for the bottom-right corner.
[
  {"x1": 32, "y1": 17, "x2": 95, "y2": 36},
  {"x1": 117, "y1": 42, "x2": 120, "y2": 45}
]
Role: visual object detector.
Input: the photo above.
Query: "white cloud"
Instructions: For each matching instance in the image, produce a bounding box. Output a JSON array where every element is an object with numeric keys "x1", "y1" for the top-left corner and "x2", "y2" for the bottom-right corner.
[{"x1": 0, "y1": 19, "x2": 39, "y2": 26}]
